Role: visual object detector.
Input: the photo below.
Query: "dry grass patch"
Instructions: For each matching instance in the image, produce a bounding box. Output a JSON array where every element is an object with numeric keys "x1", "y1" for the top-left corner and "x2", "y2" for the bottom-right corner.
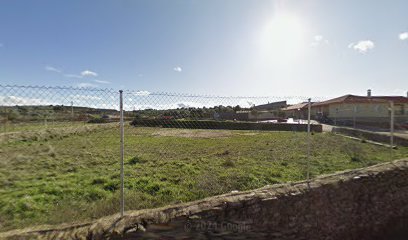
[{"x1": 151, "y1": 129, "x2": 233, "y2": 138}]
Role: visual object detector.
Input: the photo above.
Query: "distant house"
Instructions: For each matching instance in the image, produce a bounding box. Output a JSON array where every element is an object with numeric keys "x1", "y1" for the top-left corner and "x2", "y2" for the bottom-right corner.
[
  {"x1": 216, "y1": 110, "x2": 282, "y2": 121},
  {"x1": 216, "y1": 101, "x2": 287, "y2": 121},
  {"x1": 253, "y1": 101, "x2": 287, "y2": 111},
  {"x1": 281, "y1": 102, "x2": 310, "y2": 119},
  {"x1": 215, "y1": 111, "x2": 249, "y2": 121},
  {"x1": 245, "y1": 101, "x2": 287, "y2": 121},
  {"x1": 311, "y1": 90, "x2": 408, "y2": 127}
]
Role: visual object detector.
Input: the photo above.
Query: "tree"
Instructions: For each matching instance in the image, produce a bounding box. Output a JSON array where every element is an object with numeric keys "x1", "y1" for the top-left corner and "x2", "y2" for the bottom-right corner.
[{"x1": 233, "y1": 105, "x2": 242, "y2": 112}]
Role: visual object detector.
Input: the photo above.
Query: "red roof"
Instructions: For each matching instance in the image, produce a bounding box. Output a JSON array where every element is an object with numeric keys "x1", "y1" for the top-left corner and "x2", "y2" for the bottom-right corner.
[{"x1": 312, "y1": 95, "x2": 408, "y2": 107}]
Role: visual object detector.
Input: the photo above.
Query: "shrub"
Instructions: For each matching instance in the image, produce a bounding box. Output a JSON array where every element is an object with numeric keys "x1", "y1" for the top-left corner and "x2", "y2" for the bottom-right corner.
[
  {"x1": 85, "y1": 188, "x2": 108, "y2": 201},
  {"x1": 91, "y1": 177, "x2": 107, "y2": 185},
  {"x1": 128, "y1": 156, "x2": 147, "y2": 165},
  {"x1": 87, "y1": 118, "x2": 108, "y2": 124},
  {"x1": 103, "y1": 180, "x2": 119, "y2": 192},
  {"x1": 130, "y1": 119, "x2": 322, "y2": 132}
]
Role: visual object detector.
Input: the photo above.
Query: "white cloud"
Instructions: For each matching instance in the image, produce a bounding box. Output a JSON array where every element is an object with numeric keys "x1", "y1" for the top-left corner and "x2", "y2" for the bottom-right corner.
[
  {"x1": 176, "y1": 102, "x2": 203, "y2": 108},
  {"x1": 77, "y1": 82, "x2": 98, "y2": 88},
  {"x1": 399, "y1": 32, "x2": 408, "y2": 40},
  {"x1": 68, "y1": 94, "x2": 102, "y2": 101},
  {"x1": 0, "y1": 95, "x2": 51, "y2": 106},
  {"x1": 93, "y1": 79, "x2": 110, "y2": 84},
  {"x1": 173, "y1": 66, "x2": 182, "y2": 72},
  {"x1": 310, "y1": 35, "x2": 329, "y2": 47},
  {"x1": 81, "y1": 70, "x2": 98, "y2": 77},
  {"x1": 314, "y1": 35, "x2": 323, "y2": 41},
  {"x1": 64, "y1": 74, "x2": 83, "y2": 79},
  {"x1": 45, "y1": 65, "x2": 62, "y2": 73},
  {"x1": 348, "y1": 40, "x2": 375, "y2": 53},
  {"x1": 134, "y1": 90, "x2": 150, "y2": 96}
]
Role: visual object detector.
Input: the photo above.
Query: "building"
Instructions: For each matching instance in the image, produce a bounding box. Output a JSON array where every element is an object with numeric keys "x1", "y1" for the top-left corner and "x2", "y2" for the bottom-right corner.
[
  {"x1": 216, "y1": 110, "x2": 283, "y2": 121},
  {"x1": 311, "y1": 90, "x2": 408, "y2": 127},
  {"x1": 215, "y1": 111, "x2": 249, "y2": 121},
  {"x1": 253, "y1": 101, "x2": 287, "y2": 111},
  {"x1": 215, "y1": 101, "x2": 287, "y2": 121},
  {"x1": 281, "y1": 102, "x2": 310, "y2": 119}
]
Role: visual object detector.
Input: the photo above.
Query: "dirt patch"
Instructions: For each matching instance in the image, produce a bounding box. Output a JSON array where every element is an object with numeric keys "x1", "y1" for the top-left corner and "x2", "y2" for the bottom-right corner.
[
  {"x1": 0, "y1": 123, "x2": 118, "y2": 144},
  {"x1": 237, "y1": 132, "x2": 259, "y2": 136},
  {"x1": 151, "y1": 129, "x2": 233, "y2": 138}
]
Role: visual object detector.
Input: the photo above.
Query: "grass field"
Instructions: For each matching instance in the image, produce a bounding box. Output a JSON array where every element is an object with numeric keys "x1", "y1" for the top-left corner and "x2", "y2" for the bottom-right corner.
[
  {"x1": 1, "y1": 123, "x2": 407, "y2": 231},
  {"x1": 1, "y1": 121, "x2": 89, "y2": 133}
]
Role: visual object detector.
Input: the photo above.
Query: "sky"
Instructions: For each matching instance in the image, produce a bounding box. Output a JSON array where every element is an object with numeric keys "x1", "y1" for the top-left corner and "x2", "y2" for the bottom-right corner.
[{"x1": 0, "y1": 0, "x2": 408, "y2": 98}]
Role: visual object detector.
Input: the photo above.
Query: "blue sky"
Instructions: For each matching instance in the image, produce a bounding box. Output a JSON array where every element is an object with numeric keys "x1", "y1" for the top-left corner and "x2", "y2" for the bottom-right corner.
[{"x1": 0, "y1": 0, "x2": 407, "y2": 97}]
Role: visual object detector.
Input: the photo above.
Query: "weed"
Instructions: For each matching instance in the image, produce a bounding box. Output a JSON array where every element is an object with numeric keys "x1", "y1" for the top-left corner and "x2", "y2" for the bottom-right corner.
[
  {"x1": 222, "y1": 159, "x2": 235, "y2": 167},
  {"x1": 128, "y1": 156, "x2": 147, "y2": 165}
]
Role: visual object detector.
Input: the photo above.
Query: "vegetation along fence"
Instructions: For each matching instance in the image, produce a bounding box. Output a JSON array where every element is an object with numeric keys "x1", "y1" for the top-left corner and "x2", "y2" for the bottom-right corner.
[{"x1": 0, "y1": 84, "x2": 405, "y2": 233}]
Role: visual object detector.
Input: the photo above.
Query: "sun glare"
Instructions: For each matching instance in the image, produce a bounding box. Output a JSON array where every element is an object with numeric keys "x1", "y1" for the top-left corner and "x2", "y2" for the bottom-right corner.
[{"x1": 261, "y1": 13, "x2": 306, "y2": 64}]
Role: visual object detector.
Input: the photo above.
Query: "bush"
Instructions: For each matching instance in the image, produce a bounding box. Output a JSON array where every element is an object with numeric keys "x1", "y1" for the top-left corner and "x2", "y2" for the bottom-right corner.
[
  {"x1": 87, "y1": 117, "x2": 108, "y2": 124},
  {"x1": 84, "y1": 188, "x2": 108, "y2": 201},
  {"x1": 103, "y1": 180, "x2": 120, "y2": 192},
  {"x1": 130, "y1": 119, "x2": 323, "y2": 132},
  {"x1": 91, "y1": 177, "x2": 107, "y2": 185},
  {"x1": 128, "y1": 156, "x2": 147, "y2": 165}
]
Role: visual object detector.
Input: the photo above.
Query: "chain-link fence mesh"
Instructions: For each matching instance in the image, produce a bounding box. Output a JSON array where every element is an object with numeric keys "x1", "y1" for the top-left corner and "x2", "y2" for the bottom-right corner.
[{"x1": 1, "y1": 85, "x2": 407, "y2": 231}]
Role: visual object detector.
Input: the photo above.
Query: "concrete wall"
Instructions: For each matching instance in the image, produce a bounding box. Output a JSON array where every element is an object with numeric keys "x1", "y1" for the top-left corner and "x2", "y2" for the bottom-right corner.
[
  {"x1": 2, "y1": 159, "x2": 408, "y2": 240},
  {"x1": 333, "y1": 126, "x2": 408, "y2": 146}
]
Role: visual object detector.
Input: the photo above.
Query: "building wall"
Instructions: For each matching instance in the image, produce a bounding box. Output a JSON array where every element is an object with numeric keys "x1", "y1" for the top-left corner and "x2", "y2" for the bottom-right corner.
[
  {"x1": 313, "y1": 102, "x2": 408, "y2": 124},
  {"x1": 283, "y1": 109, "x2": 308, "y2": 119},
  {"x1": 248, "y1": 111, "x2": 278, "y2": 121},
  {"x1": 216, "y1": 112, "x2": 249, "y2": 121},
  {"x1": 328, "y1": 103, "x2": 390, "y2": 118}
]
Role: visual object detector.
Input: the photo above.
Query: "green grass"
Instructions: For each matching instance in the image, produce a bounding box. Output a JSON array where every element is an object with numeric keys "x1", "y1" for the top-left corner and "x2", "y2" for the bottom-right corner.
[{"x1": 0, "y1": 123, "x2": 407, "y2": 231}]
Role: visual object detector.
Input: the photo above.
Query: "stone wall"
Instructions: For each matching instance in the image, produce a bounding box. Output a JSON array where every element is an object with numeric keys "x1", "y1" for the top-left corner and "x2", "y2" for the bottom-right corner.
[
  {"x1": 333, "y1": 127, "x2": 408, "y2": 146},
  {"x1": 1, "y1": 159, "x2": 408, "y2": 240}
]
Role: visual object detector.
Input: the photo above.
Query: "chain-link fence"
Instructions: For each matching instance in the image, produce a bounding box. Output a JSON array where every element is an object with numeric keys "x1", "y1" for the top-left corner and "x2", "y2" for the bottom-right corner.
[{"x1": 1, "y1": 85, "x2": 407, "y2": 231}]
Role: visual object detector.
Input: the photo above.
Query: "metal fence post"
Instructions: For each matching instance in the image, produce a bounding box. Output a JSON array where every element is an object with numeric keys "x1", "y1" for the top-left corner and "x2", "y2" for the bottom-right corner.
[
  {"x1": 307, "y1": 98, "x2": 311, "y2": 182},
  {"x1": 119, "y1": 90, "x2": 125, "y2": 217},
  {"x1": 390, "y1": 101, "x2": 394, "y2": 159}
]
